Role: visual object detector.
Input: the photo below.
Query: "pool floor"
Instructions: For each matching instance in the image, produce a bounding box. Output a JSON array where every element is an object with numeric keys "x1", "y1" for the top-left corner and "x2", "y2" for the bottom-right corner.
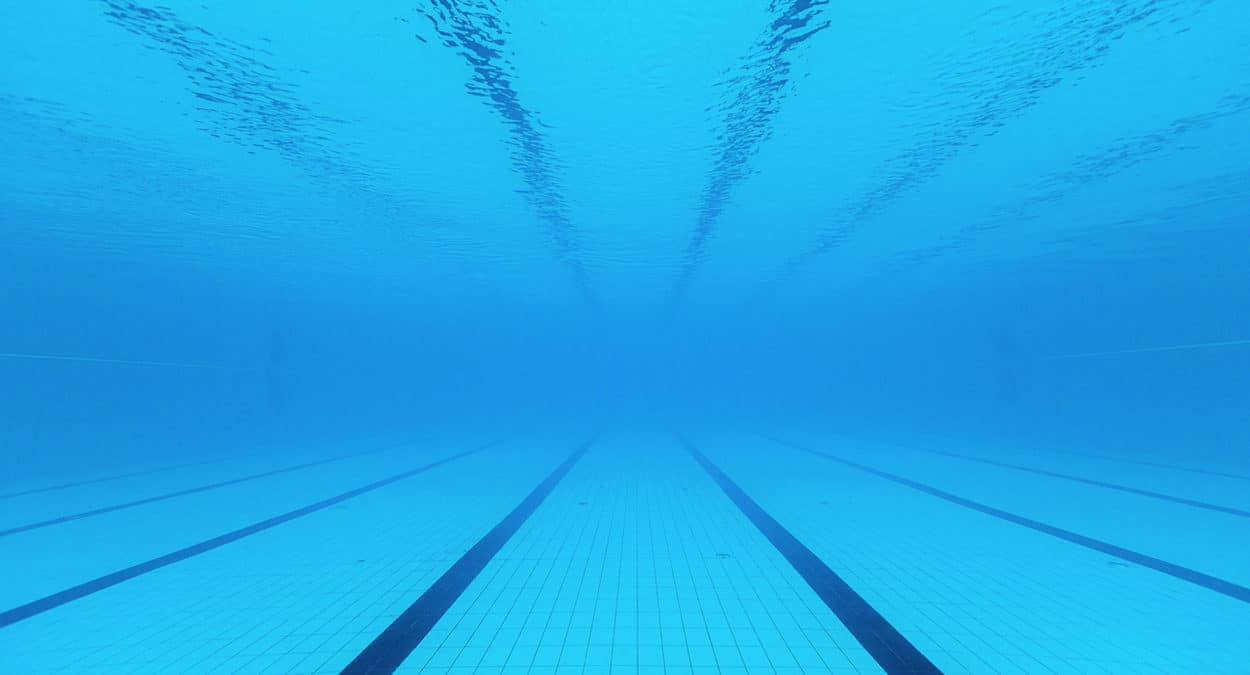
[{"x1": 1, "y1": 428, "x2": 1247, "y2": 673}]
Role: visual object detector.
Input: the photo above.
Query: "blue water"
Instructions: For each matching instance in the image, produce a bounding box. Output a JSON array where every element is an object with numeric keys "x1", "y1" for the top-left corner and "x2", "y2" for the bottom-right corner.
[{"x1": 3, "y1": 2, "x2": 1250, "y2": 673}]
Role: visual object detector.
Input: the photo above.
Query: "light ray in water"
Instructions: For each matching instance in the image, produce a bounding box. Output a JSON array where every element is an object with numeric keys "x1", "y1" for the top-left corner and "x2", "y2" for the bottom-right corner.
[
  {"x1": 1052, "y1": 339, "x2": 1250, "y2": 360},
  {"x1": 0, "y1": 351, "x2": 253, "y2": 371}
]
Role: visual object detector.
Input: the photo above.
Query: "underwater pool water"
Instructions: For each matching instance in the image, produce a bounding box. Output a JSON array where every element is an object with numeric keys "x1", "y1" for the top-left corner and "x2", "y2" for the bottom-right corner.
[{"x1": 2, "y1": 1, "x2": 1249, "y2": 673}]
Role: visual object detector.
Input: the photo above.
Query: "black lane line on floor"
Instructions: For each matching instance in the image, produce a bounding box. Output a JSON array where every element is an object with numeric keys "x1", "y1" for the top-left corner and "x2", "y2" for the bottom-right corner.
[
  {"x1": 765, "y1": 435, "x2": 1250, "y2": 606},
  {"x1": 890, "y1": 445, "x2": 1250, "y2": 520},
  {"x1": 808, "y1": 428, "x2": 1250, "y2": 485},
  {"x1": 340, "y1": 437, "x2": 595, "y2": 675},
  {"x1": 0, "y1": 456, "x2": 228, "y2": 501},
  {"x1": 0, "y1": 447, "x2": 399, "y2": 538},
  {"x1": 0, "y1": 434, "x2": 430, "y2": 501},
  {"x1": 0, "y1": 441, "x2": 498, "y2": 629},
  {"x1": 678, "y1": 434, "x2": 943, "y2": 675},
  {"x1": 1053, "y1": 449, "x2": 1250, "y2": 484}
]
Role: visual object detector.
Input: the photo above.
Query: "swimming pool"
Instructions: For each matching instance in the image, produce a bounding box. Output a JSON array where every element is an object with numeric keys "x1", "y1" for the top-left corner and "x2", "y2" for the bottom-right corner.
[{"x1": 2, "y1": 1, "x2": 1249, "y2": 673}]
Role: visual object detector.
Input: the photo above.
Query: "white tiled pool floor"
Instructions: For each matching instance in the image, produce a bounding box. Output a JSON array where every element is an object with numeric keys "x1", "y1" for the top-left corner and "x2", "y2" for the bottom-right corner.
[{"x1": 1, "y1": 427, "x2": 1248, "y2": 673}]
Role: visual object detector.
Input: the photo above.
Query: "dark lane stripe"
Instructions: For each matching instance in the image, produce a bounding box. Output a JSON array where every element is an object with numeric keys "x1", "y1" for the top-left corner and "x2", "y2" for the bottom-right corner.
[
  {"x1": 766, "y1": 435, "x2": 1250, "y2": 605},
  {"x1": 782, "y1": 427, "x2": 1250, "y2": 485},
  {"x1": 340, "y1": 438, "x2": 594, "y2": 675},
  {"x1": 894, "y1": 445, "x2": 1250, "y2": 519},
  {"x1": 0, "y1": 442, "x2": 496, "y2": 629},
  {"x1": 0, "y1": 456, "x2": 227, "y2": 501},
  {"x1": 677, "y1": 434, "x2": 942, "y2": 675},
  {"x1": 1051, "y1": 449, "x2": 1250, "y2": 484},
  {"x1": 0, "y1": 447, "x2": 394, "y2": 538}
]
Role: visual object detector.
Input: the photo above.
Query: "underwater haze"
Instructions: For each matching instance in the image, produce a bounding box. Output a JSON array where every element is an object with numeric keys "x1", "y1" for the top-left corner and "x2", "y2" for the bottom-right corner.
[{"x1": 2, "y1": 1, "x2": 1250, "y2": 673}]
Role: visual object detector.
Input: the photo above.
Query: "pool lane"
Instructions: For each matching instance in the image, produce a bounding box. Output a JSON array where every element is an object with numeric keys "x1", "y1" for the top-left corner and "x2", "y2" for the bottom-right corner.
[
  {"x1": 0, "y1": 435, "x2": 578, "y2": 673},
  {"x1": 701, "y1": 431, "x2": 1250, "y2": 673},
  {"x1": 0, "y1": 442, "x2": 495, "y2": 629},
  {"x1": 679, "y1": 434, "x2": 941, "y2": 675},
  {"x1": 0, "y1": 455, "x2": 232, "y2": 501},
  {"x1": 1057, "y1": 451, "x2": 1250, "y2": 484},
  {"x1": 341, "y1": 437, "x2": 595, "y2": 674},
  {"x1": 0, "y1": 433, "x2": 496, "y2": 614},
  {"x1": 0, "y1": 445, "x2": 404, "y2": 538},
  {"x1": 849, "y1": 441, "x2": 1250, "y2": 519},
  {"x1": 761, "y1": 430, "x2": 1250, "y2": 590},
  {"x1": 766, "y1": 435, "x2": 1250, "y2": 605},
  {"x1": 387, "y1": 429, "x2": 891, "y2": 675},
  {"x1": 0, "y1": 432, "x2": 426, "y2": 531},
  {"x1": 794, "y1": 427, "x2": 1250, "y2": 510}
]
